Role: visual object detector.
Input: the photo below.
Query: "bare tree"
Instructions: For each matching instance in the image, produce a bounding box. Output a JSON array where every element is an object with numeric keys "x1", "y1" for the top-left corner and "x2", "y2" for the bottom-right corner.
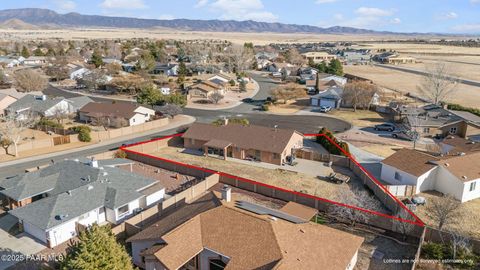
[
  {"x1": 52, "y1": 107, "x2": 70, "y2": 124},
  {"x1": 447, "y1": 229, "x2": 471, "y2": 260},
  {"x1": 393, "y1": 209, "x2": 416, "y2": 241},
  {"x1": 329, "y1": 188, "x2": 383, "y2": 226},
  {"x1": 343, "y1": 80, "x2": 377, "y2": 111},
  {"x1": 426, "y1": 194, "x2": 462, "y2": 231},
  {"x1": 0, "y1": 114, "x2": 38, "y2": 157},
  {"x1": 14, "y1": 69, "x2": 48, "y2": 92},
  {"x1": 82, "y1": 69, "x2": 107, "y2": 91},
  {"x1": 209, "y1": 90, "x2": 225, "y2": 104},
  {"x1": 271, "y1": 83, "x2": 307, "y2": 104},
  {"x1": 285, "y1": 48, "x2": 305, "y2": 66},
  {"x1": 417, "y1": 63, "x2": 457, "y2": 105},
  {"x1": 157, "y1": 104, "x2": 182, "y2": 119},
  {"x1": 228, "y1": 45, "x2": 254, "y2": 73}
]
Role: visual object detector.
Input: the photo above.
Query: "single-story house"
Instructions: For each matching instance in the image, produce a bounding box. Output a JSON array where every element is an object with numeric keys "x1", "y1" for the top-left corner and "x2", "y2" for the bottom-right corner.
[
  {"x1": 127, "y1": 191, "x2": 363, "y2": 270},
  {"x1": 0, "y1": 158, "x2": 165, "y2": 247},
  {"x1": 153, "y1": 63, "x2": 178, "y2": 76},
  {"x1": 381, "y1": 148, "x2": 480, "y2": 202},
  {"x1": 69, "y1": 67, "x2": 90, "y2": 80},
  {"x1": 301, "y1": 51, "x2": 337, "y2": 64},
  {"x1": 182, "y1": 122, "x2": 304, "y2": 165},
  {"x1": 79, "y1": 102, "x2": 155, "y2": 127},
  {"x1": 5, "y1": 95, "x2": 76, "y2": 120},
  {"x1": 23, "y1": 56, "x2": 49, "y2": 66},
  {"x1": 67, "y1": 96, "x2": 94, "y2": 112},
  {"x1": 317, "y1": 73, "x2": 347, "y2": 86},
  {"x1": 0, "y1": 93, "x2": 17, "y2": 116},
  {"x1": 437, "y1": 135, "x2": 480, "y2": 155},
  {"x1": 187, "y1": 81, "x2": 224, "y2": 99},
  {"x1": 0, "y1": 57, "x2": 21, "y2": 68},
  {"x1": 310, "y1": 86, "x2": 343, "y2": 108}
]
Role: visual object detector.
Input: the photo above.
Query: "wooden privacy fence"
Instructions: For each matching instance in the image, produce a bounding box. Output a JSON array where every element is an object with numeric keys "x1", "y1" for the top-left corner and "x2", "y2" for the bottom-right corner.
[{"x1": 53, "y1": 135, "x2": 71, "y2": 146}]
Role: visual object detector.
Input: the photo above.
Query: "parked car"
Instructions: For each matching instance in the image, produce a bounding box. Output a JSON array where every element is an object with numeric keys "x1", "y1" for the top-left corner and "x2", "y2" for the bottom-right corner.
[
  {"x1": 374, "y1": 123, "x2": 396, "y2": 132},
  {"x1": 392, "y1": 130, "x2": 419, "y2": 141},
  {"x1": 306, "y1": 87, "x2": 317, "y2": 95},
  {"x1": 242, "y1": 98, "x2": 254, "y2": 103},
  {"x1": 319, "y1": 106, "x2": 332, "y2": 113}
]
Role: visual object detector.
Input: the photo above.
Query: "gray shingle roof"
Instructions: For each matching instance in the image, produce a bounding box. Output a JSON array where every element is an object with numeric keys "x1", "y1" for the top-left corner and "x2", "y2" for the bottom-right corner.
[
  {"x1": 311, "y1": 86, "x2": 343, "y2": 101},
  {"x1": 2, "y1": 159, "x2": 161, "y2": 230},
  {"x1": 67, "y1": 96, "x2": 94, "y2": 111},
  {"x1": 6, "y1": 95, "x2": 66, "y2": 115}
]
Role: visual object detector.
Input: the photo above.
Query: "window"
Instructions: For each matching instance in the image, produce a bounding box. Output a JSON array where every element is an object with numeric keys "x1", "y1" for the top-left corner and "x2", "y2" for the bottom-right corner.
[
  {"x1": 272, "y1": 153, "x2": 280, "y2": 159},
  {"x1": 394, "y1": 172, "x2": 403, "y2": 181},
  {"x1": 423, "y1": 128, "x2": 430, "y2": 133},
  {"x1": 117, "y1": 204, "x2": 129, "y2": 216},
  {"x1": 209, "y1": 259, "x2": 226, "y2": 270},
  {"x1": 450, "y1": 127, "x2": 457, "y2": 134},
  {"x1": 470, "y1": 182, "x2": 477, "y2": 192}
]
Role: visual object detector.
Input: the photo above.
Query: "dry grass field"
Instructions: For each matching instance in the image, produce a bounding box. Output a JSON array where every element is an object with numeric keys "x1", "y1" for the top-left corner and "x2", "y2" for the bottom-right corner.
[
  {"x1": 0, "y1": 28, "x2": 471, "y2": 45},
  {"x1": 344, "y1": 65, "x2": 480, "y2": 108}
]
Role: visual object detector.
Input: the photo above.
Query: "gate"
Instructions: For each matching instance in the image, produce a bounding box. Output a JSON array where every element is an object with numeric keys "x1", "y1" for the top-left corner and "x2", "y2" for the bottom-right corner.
[{"x1": 53, "y1": 136, "x2": 71, "y2": 146}]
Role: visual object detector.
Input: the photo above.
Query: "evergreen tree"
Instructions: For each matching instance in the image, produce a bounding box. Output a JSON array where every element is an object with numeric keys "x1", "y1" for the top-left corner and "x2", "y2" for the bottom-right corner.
[
  {"x1": 239, "y1": 80, "x2": 247, "y2": 92},
  {"x1": 177, "y1": 61, "x2": 187, "y2": 86},
  {"x1": 21, "y1": 46, "x2": 30, "y2": 58},
  {"x1": 61, "y1": 224, "x2": 134, "y2": 270},
  {"x1": 137, "y1": 84, "x2": 161, "y2": 106},
  {"x1": 33, "y1": 48, "x2": 45, "y2": 56},
  {"x1": 327, "y1": 59, "x2": 343, "y2": 76},
  {"x1": 91, "y1": 50, "x2": 104, "y2": 68}
]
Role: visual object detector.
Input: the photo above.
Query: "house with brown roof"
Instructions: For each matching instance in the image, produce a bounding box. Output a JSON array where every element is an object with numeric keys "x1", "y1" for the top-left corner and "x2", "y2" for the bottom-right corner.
[
  {"x1": 182, "y1": 122, "x2": 304, "y2": 165},
  {"x1": 188, "y1": 80, "x2": 225, "y2": 99},
  {"x1": 78, "y1": 102, "x2": 155, "y2": 127},
  {"x1": 127, "y1": 191, "x2": 363, "y2": 270},
  {"x1": 381, "y1": 148, "x2": 480, "y2": 202}
]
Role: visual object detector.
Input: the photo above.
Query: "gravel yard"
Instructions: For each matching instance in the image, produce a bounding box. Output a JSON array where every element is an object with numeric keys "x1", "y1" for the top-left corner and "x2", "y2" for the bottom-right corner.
[{"x1": 150, "y1": 146, "x2": 387, "y2": 212}]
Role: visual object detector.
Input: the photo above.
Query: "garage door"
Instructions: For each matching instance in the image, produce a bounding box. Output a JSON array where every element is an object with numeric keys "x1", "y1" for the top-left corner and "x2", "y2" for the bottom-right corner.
[{"x1": 320, "y1": 99, "x2": 336, "y2": 108}]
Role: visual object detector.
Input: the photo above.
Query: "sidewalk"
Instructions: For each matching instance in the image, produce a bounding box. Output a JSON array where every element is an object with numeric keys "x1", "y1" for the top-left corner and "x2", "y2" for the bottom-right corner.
[{"x1": 0, "y1": 115, "x2": 195, "y2": 169}]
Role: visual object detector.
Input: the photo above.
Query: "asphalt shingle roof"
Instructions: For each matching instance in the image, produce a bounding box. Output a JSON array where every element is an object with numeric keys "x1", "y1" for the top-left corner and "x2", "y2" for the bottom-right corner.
[
  {"x1": 2, "y1": 159, "x2": 160, "y2": 230},
  {"x1": 6, "y1": 95, "x2": 66, "y2": 114}
]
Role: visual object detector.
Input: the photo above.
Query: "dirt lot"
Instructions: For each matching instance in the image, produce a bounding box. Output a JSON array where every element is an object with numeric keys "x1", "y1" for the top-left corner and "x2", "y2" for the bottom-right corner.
[
  {"x1": 268, "y1": 98, "x2": 310, "y2": 114},
  {"x1": 414, "y1": 192, "x2": 480, "y2": 239},
  {"x1": 329, "y1": 109, "x2": 387, "y2": 128},
  {"x1": 150, "y1": 146, "x2": 368, "y2": 205},
  {"x1": 344, "y1": 65, "x2": 480, "y2": 108}
]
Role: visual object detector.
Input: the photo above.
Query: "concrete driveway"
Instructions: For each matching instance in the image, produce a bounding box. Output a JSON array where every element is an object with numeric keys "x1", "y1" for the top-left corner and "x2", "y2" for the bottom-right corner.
[{"x1": 0, "y1": 214, "x2": 46, "y2": 270}]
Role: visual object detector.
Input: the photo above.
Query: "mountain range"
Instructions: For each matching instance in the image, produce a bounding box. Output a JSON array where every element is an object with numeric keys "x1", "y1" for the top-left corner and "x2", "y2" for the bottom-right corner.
[{"x1": 0, "y1": 8, "x2": 397, "y2": 35}]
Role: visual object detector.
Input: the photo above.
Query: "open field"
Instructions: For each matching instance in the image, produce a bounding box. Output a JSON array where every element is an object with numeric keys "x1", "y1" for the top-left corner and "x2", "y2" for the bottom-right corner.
[
  {"x1": 344, "y1": 65, "x2": 480, "y2": 108},
  {"x1": 0, "y1": 28, "x2": 473, "y2": 45}
]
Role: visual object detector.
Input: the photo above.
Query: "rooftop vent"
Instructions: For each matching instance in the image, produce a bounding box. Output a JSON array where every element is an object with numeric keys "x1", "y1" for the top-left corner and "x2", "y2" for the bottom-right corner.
[
  {"x1": 35, "y1": 95, "x2": 47, "y2": 101},
  {"x1": 462, "y1": 176, "x2": 468, "y2": 180},
  {"x1": 444, "y1": 163, "x2": 450, "y2": 167},
  {"x1": 55, "y1": 214, "x2": 69, "y2": 221},
  {"x1": 89, "y1": 157, "x2": 98, "y2": 168},
  {"x1": 87, "y1": 185, "x2": 94, "y2": 190},
  {"x1": 66, "y1": 190, "x2": 72, "y2": 196},
  {"x1": 221, "y1": 185, "x2": 232, "y2": 202}
]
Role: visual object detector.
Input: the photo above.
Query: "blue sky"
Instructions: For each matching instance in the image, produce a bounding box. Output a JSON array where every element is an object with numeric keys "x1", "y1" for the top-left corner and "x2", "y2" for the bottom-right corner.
[{"x1": 2, "y1": 0, "x2": 480, "y2": 33}]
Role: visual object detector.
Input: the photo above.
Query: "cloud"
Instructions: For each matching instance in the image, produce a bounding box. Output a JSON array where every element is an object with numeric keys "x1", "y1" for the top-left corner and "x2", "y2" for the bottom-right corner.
[
  {"x1": 470, "y1": 0, "x2": 480, "y2": 3},
  {"x1": 100, "y1": 0, "x2": 147, "y2": 10},
  {"x1": 438, "y1": 12, "x2": 458, "y2": 20},
  {"x1": 315, "y1": 0, "x2": 337, "y2": 4},
  {"x1": 158, "y1": 14, "x2": 175, "y2": 20},
  {"x1": 195, "y1": 0, "x2": 209, "y2": 8},
  {"x1": 355, "y1": 7, "x2": 393, "y2": 17},
  {"x1": 53, "y1": 0, "x2": 76, "y2": 12},
  {"x1": 390, "y1": 18, "x2": 401, "y2": 24},
  {"x1": 206, "y1": 0, "x2": 278, "y2": 22},
  {"x1": 451, "y1": 24, "x2": 480, "y2": 33}
]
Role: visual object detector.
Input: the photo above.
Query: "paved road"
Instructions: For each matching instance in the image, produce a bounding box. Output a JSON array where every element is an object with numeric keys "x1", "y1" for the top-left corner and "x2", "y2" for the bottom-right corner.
[
  {"x1": 45, "y1": 73, "x2": 351, "y2": 134},
  {"x1": 5, "y1": 73, "x2": 350, "y2": 177},
  {"x1": 373, "y1": 63, "x2": 480, "y2": 88}
]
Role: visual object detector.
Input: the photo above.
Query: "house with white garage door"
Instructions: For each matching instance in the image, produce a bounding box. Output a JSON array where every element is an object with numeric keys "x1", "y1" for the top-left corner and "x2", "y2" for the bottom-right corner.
[
  {"x1": 0, "y1": 158, "x2": 165, "y2": 247},
  {"x1": 310, "y1": 86, "x2": 343, "y2": 109},
  {"x1": 380, "y1": 148, "x2": 480, "y2": 203}
]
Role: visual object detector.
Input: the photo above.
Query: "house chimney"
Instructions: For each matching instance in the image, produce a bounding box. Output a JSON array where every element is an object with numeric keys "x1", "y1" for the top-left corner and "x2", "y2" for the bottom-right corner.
[
  {"x1": 221, "y1": 185, "x2": 232, "y2": 202},
  {"x1": 89, "y1": 157, "x2": 98, "y2": 168}
]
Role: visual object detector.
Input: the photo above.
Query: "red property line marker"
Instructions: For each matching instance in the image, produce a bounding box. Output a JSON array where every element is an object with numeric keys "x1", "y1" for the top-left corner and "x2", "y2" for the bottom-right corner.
[{"x1": 121, "y1": 133, "x2": 425, "y2": 227}]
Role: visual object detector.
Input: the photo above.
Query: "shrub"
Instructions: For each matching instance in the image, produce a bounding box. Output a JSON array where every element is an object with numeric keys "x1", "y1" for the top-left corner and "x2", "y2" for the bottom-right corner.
[
  {"x1": 447, "y1": 103, "x2": 480, "y2": 117},
  {"x1": 37, "y1": 118, "x2": 64, "y2": 129},
  {"x1": 114, "y1": 150, "x2": 127, "y2": 159},
  {"x1": 261, "y1": 104, "x2": 269, "y2": 111},
  {"x1": 316, "y1": 127, "x2": 350, "y2": 156},
  {"x1": 71, "y1": 125, "x2": 92, "y2": 142},
  {"x1": 421, "y1": 242, "x2": 444, "y2": 260}
]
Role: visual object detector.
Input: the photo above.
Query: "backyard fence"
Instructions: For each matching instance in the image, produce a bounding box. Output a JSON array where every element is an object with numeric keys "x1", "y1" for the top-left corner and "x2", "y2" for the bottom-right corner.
[{"x1": 36, "y1": 125, "x2": 77, "y2": 136}]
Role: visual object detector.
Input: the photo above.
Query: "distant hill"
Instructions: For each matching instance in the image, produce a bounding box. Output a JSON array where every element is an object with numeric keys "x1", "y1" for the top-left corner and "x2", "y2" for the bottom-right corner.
[
  {"x1": 0, "y1": 8, "x2": 397, "y2": 35},
  {"x1": 0, "y1": 18, "x2": 38, "y2": 30}
]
